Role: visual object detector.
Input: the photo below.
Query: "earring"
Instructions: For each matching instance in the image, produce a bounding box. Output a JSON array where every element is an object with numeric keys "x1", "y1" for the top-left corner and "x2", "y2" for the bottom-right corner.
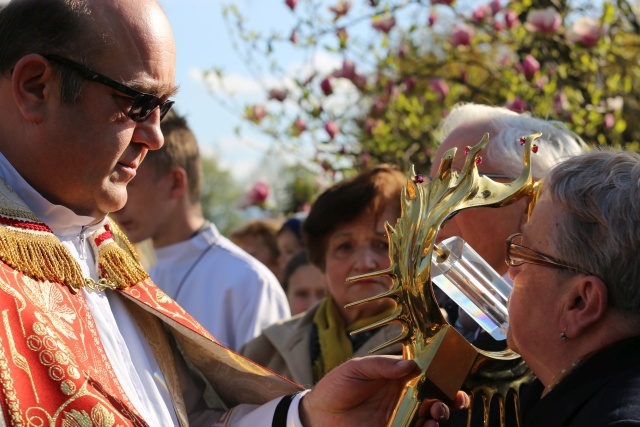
[{"x1": 560, "y1": 327, "x2": 568, "y2": 341}]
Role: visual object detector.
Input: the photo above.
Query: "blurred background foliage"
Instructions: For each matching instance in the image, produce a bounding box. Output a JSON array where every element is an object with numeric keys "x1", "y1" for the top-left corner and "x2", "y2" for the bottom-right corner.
[{"x1": 213, "y1": 0, "x2": 640, "y2": 180}]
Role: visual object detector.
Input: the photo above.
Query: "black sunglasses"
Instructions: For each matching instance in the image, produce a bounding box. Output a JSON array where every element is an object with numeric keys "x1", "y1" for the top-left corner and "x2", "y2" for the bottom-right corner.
[{"x1": 43, "y1": 54, "x2": 174, "y2": 122}]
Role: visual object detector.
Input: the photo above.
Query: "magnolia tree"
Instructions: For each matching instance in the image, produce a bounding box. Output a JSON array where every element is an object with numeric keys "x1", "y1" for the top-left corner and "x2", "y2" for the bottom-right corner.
[{"x1": 214, "y1": 0, "x2": 640, "y2": 175}]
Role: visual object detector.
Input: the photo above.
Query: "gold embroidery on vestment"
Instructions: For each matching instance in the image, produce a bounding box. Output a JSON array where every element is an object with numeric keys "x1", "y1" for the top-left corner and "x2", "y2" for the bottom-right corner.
[
  {"x1": 2, "y1": 310, "x2": 37, "y2": 403},
  {"x1": 0, "y1": 332, "x2": 25, "y2": 425}
]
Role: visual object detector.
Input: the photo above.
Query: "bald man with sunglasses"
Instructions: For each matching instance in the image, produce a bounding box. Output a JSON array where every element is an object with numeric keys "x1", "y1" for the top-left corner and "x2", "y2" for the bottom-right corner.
[{"x1": 0, "y1": 0, "x2": 466, "y2": 425}]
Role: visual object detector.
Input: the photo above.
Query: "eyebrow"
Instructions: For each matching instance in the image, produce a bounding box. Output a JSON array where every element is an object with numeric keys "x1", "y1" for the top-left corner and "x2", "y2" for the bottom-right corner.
[{"x1": 126, "y1": 78, "x2": 179, "y2": 98}]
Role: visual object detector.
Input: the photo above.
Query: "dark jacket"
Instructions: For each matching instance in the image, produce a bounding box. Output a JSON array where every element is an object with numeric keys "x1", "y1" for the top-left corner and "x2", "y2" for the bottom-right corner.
[{"x1": 525, "y1": 335, "x2": 640, "y2": 426}]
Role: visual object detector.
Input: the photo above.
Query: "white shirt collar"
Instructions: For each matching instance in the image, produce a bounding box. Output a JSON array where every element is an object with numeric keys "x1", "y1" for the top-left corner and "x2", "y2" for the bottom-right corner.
[{"x1": 0, "y1": 152, "x2": 105, "y2": 236}]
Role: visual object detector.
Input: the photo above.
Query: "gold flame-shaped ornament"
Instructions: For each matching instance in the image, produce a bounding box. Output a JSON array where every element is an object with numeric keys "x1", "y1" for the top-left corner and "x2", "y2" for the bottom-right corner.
[{"x1": 346, "y1": 133, "x2": 540, "y2": 427}]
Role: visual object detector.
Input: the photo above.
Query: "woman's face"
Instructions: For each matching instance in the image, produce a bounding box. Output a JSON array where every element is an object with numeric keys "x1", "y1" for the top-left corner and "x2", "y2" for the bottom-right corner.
[
  {"x1": 277, "y1": 229, "x2": 305, "y2": 273},
  {"x1": 323, "y1": 206, "x2": 397, "y2": 325},
  {"x1": 287, "y1": 264, "x2": 326, "y2": 316}
]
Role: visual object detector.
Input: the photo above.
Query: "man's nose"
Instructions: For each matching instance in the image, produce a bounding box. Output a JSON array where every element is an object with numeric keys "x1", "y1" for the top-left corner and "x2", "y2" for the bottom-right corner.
[{"x1": 132, "y1": 109, "x2": 164, "y2": 151}]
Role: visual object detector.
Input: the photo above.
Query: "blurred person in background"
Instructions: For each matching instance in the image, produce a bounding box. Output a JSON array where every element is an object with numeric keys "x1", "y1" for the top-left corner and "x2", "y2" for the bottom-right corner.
[
  {"x1": 241, "y1": 165, "x2": 405, "y2": 386},
  {"x1": 230, "y1": 217, "x2": 283, "y2": 281},
  {"x1": 282, "y1": 250, "x2": 326, "y2": 316},
  {"x1": 113, "y1": 110, "x2": 289, "y2": 351},
  {"x1": 276, "y1": 215, "x2": 307, "y2": 276}
]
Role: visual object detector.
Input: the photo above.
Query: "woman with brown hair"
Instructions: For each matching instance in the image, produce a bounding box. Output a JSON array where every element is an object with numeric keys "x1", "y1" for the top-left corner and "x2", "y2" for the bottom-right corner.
[{"x1": 241, "y1": 165, "x2": 405, "y2": 386}]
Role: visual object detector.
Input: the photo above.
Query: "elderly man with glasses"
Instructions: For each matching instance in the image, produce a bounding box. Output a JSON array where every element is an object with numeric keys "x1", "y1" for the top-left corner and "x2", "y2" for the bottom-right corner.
[
  {"x1": 0, "y1": 0, "x2": 466, "y2": 426},
  {"x1": 428, "y1": 103, "x2": 587, "y2": 346},
  {"x1": 504, "y1": 149, "x2": 640, "y2": 426}
]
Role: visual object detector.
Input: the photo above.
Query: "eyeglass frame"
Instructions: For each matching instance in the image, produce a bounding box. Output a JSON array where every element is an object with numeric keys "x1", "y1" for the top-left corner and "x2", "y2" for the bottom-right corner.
[
  {"x1": 505, "y1": 232, "x2": 593, "y2": 275},
  {"x1": 43, "y1": 54, "x2": 174, "y2": 122}
]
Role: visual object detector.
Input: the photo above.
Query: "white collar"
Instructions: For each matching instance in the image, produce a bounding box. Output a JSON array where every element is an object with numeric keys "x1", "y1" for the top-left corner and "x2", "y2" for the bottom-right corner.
[{"x1": 0, "y1": 152, "x2": 105, "y2": 237}]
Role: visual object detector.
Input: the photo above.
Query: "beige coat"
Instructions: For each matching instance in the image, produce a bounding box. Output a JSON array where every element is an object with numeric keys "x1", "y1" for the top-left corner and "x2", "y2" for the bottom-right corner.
[{"x1": 240, "y1": 303, "x2": 402, "y2": 388}]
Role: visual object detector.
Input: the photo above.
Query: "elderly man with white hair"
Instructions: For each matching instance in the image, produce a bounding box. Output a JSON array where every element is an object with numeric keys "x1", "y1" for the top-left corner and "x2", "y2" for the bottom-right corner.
[{"x1": 429, "y1": 103, "x2": 587, "y2": 345}]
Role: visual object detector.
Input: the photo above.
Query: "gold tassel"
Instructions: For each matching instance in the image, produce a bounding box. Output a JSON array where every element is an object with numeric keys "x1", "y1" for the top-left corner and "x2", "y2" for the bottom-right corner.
[
  {"x1": 95, "y1": 220, "x2": 149, "y2": 289},
  {"x1": 0, "y1": 226, "x2": 85, "y2": 288}
]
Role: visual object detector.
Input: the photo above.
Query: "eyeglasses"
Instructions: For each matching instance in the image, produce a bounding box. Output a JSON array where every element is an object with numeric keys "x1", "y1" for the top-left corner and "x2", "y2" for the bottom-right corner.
[
  {"x1": 506, "y1": 233, "x2": 593, "y2": 275},
  {"x1": 43, "y1": 54, "x2": 174, "y2": 122}
]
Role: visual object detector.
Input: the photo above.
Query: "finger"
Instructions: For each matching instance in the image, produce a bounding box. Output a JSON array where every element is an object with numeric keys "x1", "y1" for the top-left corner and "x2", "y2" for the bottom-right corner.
[
  {"x1": 453, "y1": 391, "x2": 471, "y2": 410},
  {"x1": 414, "y1": 418, "x2": 439, "y2": 427},
  {"x1": 417, "y1": 399, "x2": 449, "y2": 419},
  {"x1": 429, "y1": 401, "x2": 450, "y2": 421},
  {"x1": 345, "y1": 356, "x2": 418, "y2": 380}
]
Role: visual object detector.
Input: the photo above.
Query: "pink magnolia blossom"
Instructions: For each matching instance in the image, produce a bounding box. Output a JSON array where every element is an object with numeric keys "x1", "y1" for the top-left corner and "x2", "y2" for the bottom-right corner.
[
  {"x1": 504, "y1": 9, "x2": 520, "y2": 29},
  {"x1": 242, "y1": 181, "x2": 270, "y2": 208},
  {"x1": 336, "y1": 27, "x2": 349, "y2": 46},
  {"x1": 267, "y1": 88, "x2": 288, "y2": 102},
  {"x1": 289, "y1": 29, "x2": 299, "y2": 44},
  {"x1": 404, "y1": 76, "x2": 417, "y2": 94},
  {"x1": 493, "y1": 19, "x2": 504, "y2": 31},
  {"x1": 520, "y1": 54, "x2": 540, "y2": 80},
  {"x1": 506, "y1": 97, "x2": 528, "y2": 113},
  {"x1": 489, "y1": 0, "x2": 501, "y2": 16},
  {"x1": 351, "y1": 73, "x2": 367, "y2": 90},
  {"x1": 320, "y1": 77, "x2": 333, "y2": 96},
  {"x1": 325, "y1": 120, "x2": 340, "y2": 139},
  {"x1": 246, "y1": 104, "x2": 267, "y2": 123},
  {"x1": 459, "y1": 69, "x2": 468, "y2": 84},
  {"x1": 332, "y1": 59, "x2": 357, "y2": 79},
  {"x1": 285, "y1": 0, "x2": 298, "y2": 11},
  {"x1": 450, "y1": 26, "x2": 474, "y2": 47},
  {"x1": 535, "y1": 75, "x2": 548, "y2": 90},
  {"x1": 398, "y1": 43, "x2": 409, "y2": 58},
  {"x1": 567, "y1": 17, "x2": 605, "y2": 47},
  {"x1": 360, "y1": 151, "x2": 371, "y2": 168},
  {"x1": 428, "y1": 11, "x2": 437, "y2": 26},
  {"x1": 364, "y1": 117, "x2": 381, "y2": 135},
  {"x1": 372, "y1": 97, "x2": 388, "y2": 116},
  {"x1": 292, "y1": 118, "x2": 307, "y2": 136},
  {"x1": 604, "y1": 113, "x2": 615, "y2": 129},
  {"x1": 328, "y1": 1, "x2": 351, "y2": 19},
  {"x1": 525, "y1": 7, "x2": 562, "y2": 34},
  {"x1": 372, "y1": 15, "x2": 396, "y2": 33},
  {"x1": 553, "y1": 91, "x2": 568, "y2": 114},
  {"x1": 472, "y1": 5, "x2": 489, "y2": 24},
  {"x1": 429, "y1": 78, "x2": 449, "y2": 100}
]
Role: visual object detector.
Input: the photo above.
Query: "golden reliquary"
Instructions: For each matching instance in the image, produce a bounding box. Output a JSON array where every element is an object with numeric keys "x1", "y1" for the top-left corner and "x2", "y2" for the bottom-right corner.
[{"x1": 347, "y1": 133, "x2": 541, "y2": 427}]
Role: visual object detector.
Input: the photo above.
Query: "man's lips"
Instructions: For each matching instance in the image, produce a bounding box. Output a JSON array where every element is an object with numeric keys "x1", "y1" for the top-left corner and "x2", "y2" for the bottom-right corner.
[{"x1": 115, "y1": 159, "x2": 141, "y2": 180}]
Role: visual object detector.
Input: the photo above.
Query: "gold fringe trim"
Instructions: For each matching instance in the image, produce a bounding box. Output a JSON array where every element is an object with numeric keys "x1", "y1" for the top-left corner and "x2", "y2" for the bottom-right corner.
[
  {"x1": 107, "y1": 219, "x2": 143, "y2": 264},
  {"x1": 96, "y1": 220, "x2": 149, "y2": 289},
  {"x1": 0, "y1": 218, "x2": 148, "y2": 292},
  {"x1": 0, "y1": 226, "x2": 85, "y2": 288}
]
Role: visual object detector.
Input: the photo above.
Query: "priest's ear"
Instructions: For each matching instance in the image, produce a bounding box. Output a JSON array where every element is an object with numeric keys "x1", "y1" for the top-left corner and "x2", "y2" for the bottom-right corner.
[{"x1": 12, "y1": 54, "x2": 57, "y2": 124}]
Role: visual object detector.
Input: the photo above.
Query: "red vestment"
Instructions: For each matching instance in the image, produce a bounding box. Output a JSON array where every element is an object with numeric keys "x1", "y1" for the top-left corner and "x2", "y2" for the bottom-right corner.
[{"x1": 0, "y1": 188, "x2": 301, "y2": 426}]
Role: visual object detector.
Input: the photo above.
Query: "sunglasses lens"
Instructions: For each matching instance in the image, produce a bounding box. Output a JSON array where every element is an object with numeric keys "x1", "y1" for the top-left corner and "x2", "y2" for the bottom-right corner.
[
  {"x1": 159, "y1": 100, "x2": 175, "y2": 120},
  {"x1": 129, "y1": 94, "x2": 160, "y2": 122}
]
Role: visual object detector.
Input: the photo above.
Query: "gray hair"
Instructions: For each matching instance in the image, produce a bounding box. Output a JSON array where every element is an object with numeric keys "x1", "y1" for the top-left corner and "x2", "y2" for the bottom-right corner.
[
  {"x1": 436, "y1": 103, "x2": 588, "y2": 179},
  {"x1": 544, "y1": 150, "x2": 640, "y2": 314}
]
